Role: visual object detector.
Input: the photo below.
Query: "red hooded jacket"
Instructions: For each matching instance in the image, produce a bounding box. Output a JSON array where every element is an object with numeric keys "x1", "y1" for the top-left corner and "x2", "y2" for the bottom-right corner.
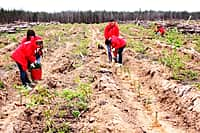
[
  {"x1": 104, "y1": 22, "x2": 119, "y2": 39},
  {"x1": 158, "y1": 26, "x2": 165, "y2": 36},
  {"x1": 21, "y1": 35, "x2": 43, "y2": 57},
  {"x1": 11, "y1": 37, "x2": 38, "y2": 71},
  {"x1": 111, "y1": 36, "x2": 126, "y2": 57}
]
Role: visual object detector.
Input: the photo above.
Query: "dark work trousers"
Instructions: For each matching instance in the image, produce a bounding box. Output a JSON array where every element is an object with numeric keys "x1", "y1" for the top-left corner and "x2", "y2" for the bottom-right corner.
[
  {"x1": 117, "y1": 46, "x2": 125, "y2": 64},
  {"x1": 16, "y1": 63, "x2": 31, "y2": 86},
  {"x1": 106, "y1": 44, "x2": 112, "y2": 62},
  {"x1": 105, "y1": 39, "x2": 112, "y2": 62}
]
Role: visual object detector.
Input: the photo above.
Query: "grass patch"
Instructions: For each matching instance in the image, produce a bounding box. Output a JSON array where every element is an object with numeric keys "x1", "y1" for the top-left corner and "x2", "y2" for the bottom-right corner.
[
  {"x1": 173, "y1": 69, "x2": 199, "y2": 81},
  {"x1": 127, "y1": 39, "x2": 146, "y2": 54},
  {"x1": 73, "y1": 39, "x2": 90, "y2": 56},
  {"x1": 27, "y1": 85, "x2": 53, "y2": 107},
  {"x1": 160, "y1": 50, "x2": 185, "y2": 70},
  {"x1": 160, "y1": 50, "x2": 199, "y2": 81},
  {"x1": 61, "y1": 82, "x2": 92, "y2": 112}
]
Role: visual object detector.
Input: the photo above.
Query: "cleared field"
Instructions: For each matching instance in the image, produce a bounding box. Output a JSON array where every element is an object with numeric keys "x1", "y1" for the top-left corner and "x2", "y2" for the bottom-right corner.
[{"x1": 0, "y1": 22, "x2": 199, "y2": 133}]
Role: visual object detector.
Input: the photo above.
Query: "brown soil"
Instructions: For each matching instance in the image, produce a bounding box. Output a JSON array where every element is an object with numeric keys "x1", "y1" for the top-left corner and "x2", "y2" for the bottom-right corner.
[{"x1": 0, "y1": 24, "x2": 199, "y2": 133}]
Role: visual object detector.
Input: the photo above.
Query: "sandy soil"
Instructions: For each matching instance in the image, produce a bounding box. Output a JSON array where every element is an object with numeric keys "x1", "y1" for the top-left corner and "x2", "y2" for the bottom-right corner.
[{"x1": 0, "y1": 24, "x2": 199, "y2": 133}]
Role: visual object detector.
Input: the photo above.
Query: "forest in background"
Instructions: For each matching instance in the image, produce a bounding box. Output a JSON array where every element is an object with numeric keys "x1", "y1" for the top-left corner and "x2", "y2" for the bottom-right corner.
[{"x1": 0, "y1": 8, "x2": 200, "y2": 24}]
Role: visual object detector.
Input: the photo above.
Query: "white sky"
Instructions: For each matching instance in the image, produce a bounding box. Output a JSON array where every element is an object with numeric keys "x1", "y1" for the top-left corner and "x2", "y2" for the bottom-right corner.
[{"x1": 0, "y1": 0, "x2": 199, "y2": 12}]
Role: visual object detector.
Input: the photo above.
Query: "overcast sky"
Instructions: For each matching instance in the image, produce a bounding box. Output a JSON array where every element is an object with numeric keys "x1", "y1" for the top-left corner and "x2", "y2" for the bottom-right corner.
[{"x1": 0, "y1": 0, "x2": 199, "y2": 12}]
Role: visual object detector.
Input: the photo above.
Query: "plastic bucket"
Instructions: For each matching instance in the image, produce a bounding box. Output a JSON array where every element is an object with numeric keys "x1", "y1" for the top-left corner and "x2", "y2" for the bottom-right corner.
[{"x1": 31, "y1": 68, "x2": 42, "y2": 80}]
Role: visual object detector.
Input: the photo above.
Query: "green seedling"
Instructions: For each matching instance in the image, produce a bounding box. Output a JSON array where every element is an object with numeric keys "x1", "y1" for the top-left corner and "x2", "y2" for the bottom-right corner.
[
  {"x1": 60, "y1": 80, "x2": 92, "y2": 122},
  {"x1": 44, "y1": 109, "x2": 70, "y2": 133},
  {"x1": 194, "y1": 82, "x2": 200, "y2": 91},
  {"x1": 0, "y1": 80, "x2": 4, "y2": 89},
  {"x1": 155, "y1": 111, "x2": 158, "y2": 123},
  {"x1": 137, "y1": 83, "x2": 141, "y2": 97},
  {"x1": 57, "y1": 122, "x2": 70, "y2": 133},
  {"x1": 72, "y1": 110, "x2": 80, "y2": 118},
  {"x1": 27, "y1": 85, "x2": 54, "y2": 107},
  {"x1": 14, "y1": 85, "x2": 29, "y2": 105}
]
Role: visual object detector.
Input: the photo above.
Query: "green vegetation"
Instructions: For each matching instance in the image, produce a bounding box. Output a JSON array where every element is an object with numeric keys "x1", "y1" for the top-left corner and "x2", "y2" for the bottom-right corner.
[
  {"x1": 0, "y1": 80, "x2": 4, "y2": 89},
  {"x1": 27, "y1": 85, "x2": 53, "y2": 107},
  {"x1": 160, "y1": 50, "x2": 184, "y2": 70},
  {"x1": 120, "y1": 24, "x2": 136, "y2": 36},
  {"x1": 72, "y1": 110, "x2": 80, "y2": 118},
  {"x1": 129, "y1": 40, "x2": 146, "y2": 54},
  {"x1": 73, "y1": 38, "x2": 90, "y2": 56},
  {"x1": 164, "y1": 28, "x2": 184, "y2": 48},
  {"x1": 194, "y1": 82, "x2": 200, "y2": 90},
  {"x1": 175, "y1": 69, "x2": 198, "y2": 81},
  {"x1": 43, "y1": 79, "x2": 91, "y2": 132},
  {"x1": 45, "y1": 113, "x2": 70, "y2": 133},
  {"x1": 160, "y1": 50, "x2": 198, "y2": 81},
  {"x1": 14, "y1": 85, "x2": 30, "y2": 104},
  {"x1": 61, "y1": 82, "x2": 92, "y2": 113}
]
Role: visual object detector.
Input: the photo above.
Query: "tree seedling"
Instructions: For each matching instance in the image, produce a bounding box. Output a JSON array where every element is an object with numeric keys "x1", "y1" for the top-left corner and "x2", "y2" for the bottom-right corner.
[
  {"x1": 14, "y1": 85, "x2": 29, "y2": 106},
  {"x1": 72, "y1": 110, "x2": 80, "y2": 118},
  {"x1": 0, "y1": 80, "x2": 4, "y2": 89},
  {"x1": 152, "y1": 111, "x2": 161, "y2": 127},
  {"x1": 136, "y1": 82, "x2": 141, "y2": 97},
  {"x1": 155, "y1": 111, "x2": 158, "y2": 123}
]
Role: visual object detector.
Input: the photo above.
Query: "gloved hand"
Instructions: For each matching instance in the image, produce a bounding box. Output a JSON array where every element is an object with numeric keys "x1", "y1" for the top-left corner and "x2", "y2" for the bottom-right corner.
[
  {"x1": 112, "y1": 48, "x2": 115, "y2": 52},
  {"x1": 30, "y1": 63, "x2": 35, "y2": 68},
  {"x1": 30, "y1": 60, "x2": 38, "y2": 68}
]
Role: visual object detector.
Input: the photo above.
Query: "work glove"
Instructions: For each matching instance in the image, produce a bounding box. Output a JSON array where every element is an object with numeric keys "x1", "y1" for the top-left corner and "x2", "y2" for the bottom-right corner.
[
  {"x1": 30, "y1": 63, "x2": 35, "y2": 68},
  {"x1": 30, "y1": 60, "x2": 39, "y2": 68},
  {"x1": 112, "y1": 48, "x2": 115, "y2": 52}
]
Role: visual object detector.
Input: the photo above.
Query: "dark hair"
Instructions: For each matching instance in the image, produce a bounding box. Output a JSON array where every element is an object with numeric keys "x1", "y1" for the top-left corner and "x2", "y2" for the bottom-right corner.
[
  {"x1": 26, "y1": 29, "x2": 35, "y2": 41},
  {"x1": 109, "y1": 19, "x2": 115, "y2": 22}
]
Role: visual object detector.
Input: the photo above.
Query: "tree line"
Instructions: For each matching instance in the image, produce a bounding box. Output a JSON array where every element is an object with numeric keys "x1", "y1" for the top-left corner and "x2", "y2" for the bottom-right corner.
[{"x1": 0, "y1": 8, "x2": 200, "y2": 24}]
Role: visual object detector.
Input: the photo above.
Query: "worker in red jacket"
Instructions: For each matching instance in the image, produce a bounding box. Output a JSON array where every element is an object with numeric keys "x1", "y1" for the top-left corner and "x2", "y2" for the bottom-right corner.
[
  {"x1": 104, "y1": 19, "x2": 119, "y2": 63},
  {"x1": 110, "y1": 35, "x2": 126, "y2": 65},
  {"x1": 155, "y1": 23, "x2": 165, "y2": 36},
  {"x1": 11, "y1": 37, "x2": 41, "y2": 90},
  {"x1": 159, "y1": 26, "x2": 165, "y2": 36},
  {"x1": 21, "y1": 30, "x2": 43, "y2": 64}
]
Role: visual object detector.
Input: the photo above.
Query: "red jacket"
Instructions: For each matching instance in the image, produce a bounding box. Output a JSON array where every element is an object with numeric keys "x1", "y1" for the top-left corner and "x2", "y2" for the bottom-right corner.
[
  {"x1": 111, "y1": 36, "x2": 126, "y2": 57},
  {"x1": 158, "y1": 26, "x2": 165, "y2": 35},
  {"x1": 11, "y1": 37, "x2": 38, "y2": 71},
  {"x1": 104, "y1": 22, "x2": 119, "y2": 39},
  {"x1": 21, "y1": 35, "x2": 43, "y2": 57}
]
